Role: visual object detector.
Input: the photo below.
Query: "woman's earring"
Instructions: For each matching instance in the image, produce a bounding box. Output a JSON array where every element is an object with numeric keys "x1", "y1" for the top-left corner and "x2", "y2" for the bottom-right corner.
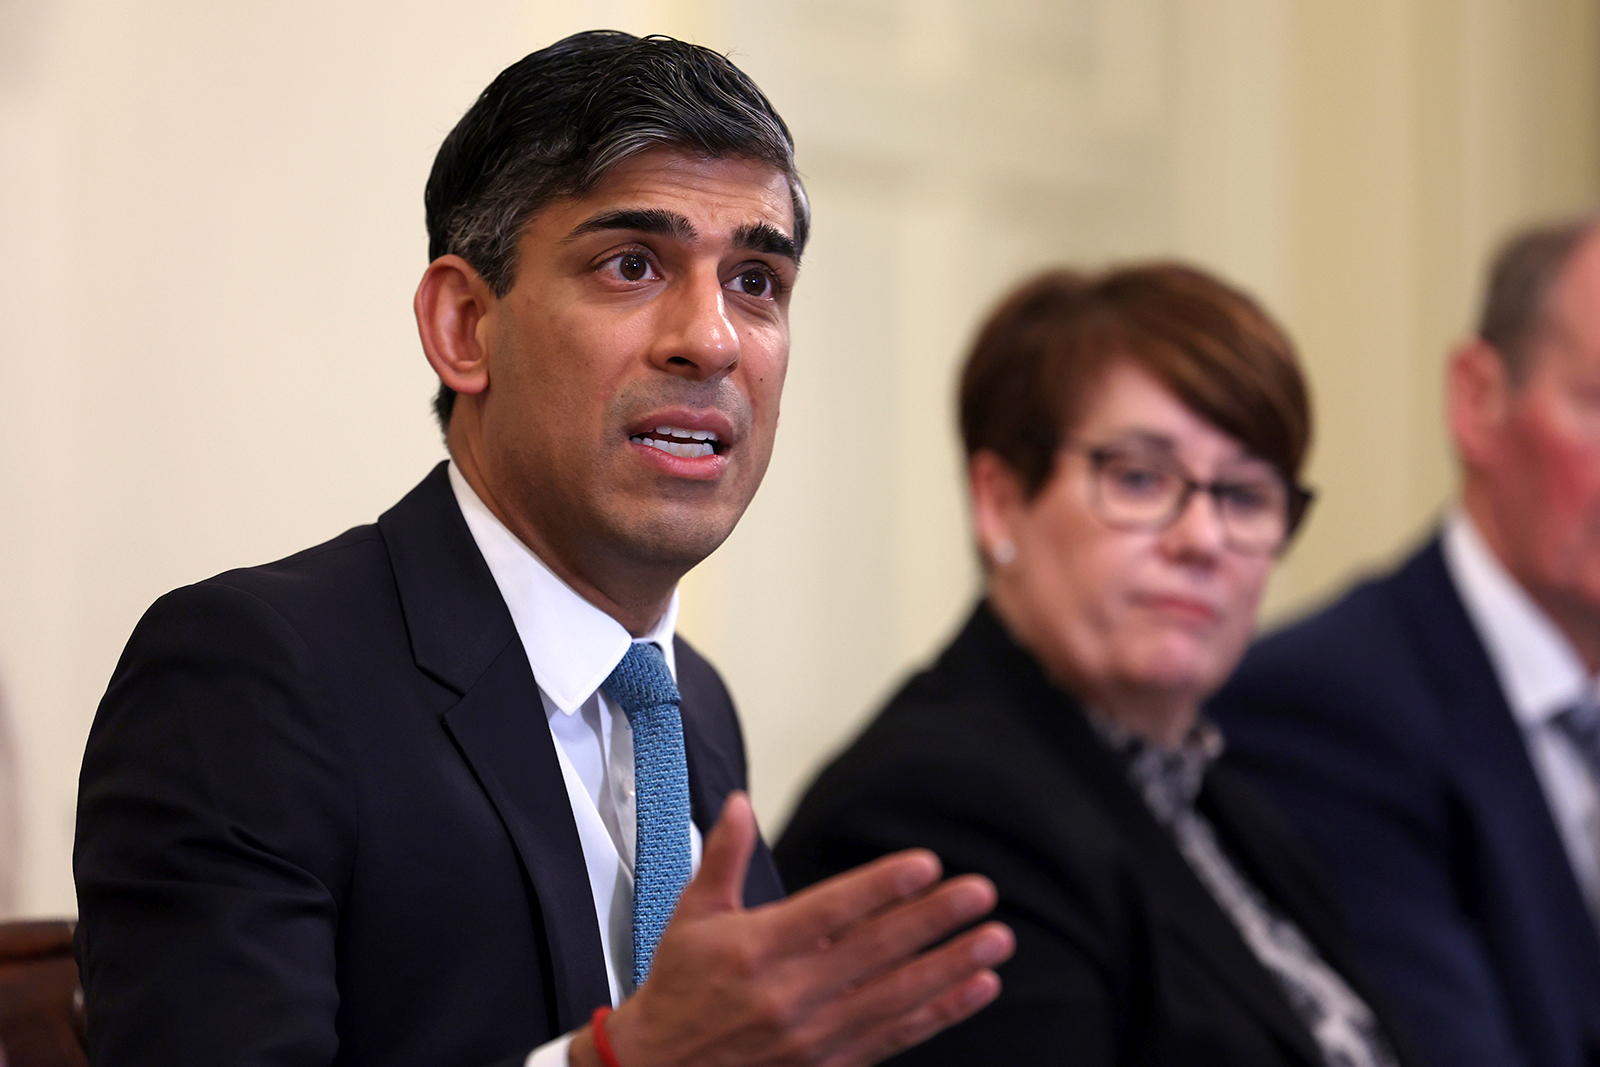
[{"x1": 991, "y1": 539, "x2": 1016, "y2": 566}]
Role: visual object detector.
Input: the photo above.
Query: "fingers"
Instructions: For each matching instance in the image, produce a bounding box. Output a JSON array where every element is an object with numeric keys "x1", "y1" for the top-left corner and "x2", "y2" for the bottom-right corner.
[
  {"x1": 757, "y1": 848, "x2": 945, "y2": 957},
  {"x1": 821, "y1": 921, "x2": 1014, "y2": 1067},
  {"x1": 818, "y1": 873, "x2": 1000, "y2": 988},
  {"x1": 838, "y1": 968, "x2": 1006, "y2": 1067},
  {"x1": 673, "y1": 790, "x2": 758, "y2": 919},
  {"x1": 764, "y1": 870, "x2": 992, "y2": 1004},
  {"x1": 860, "y1": 920, "x2": 1013, "y2": 1022}
]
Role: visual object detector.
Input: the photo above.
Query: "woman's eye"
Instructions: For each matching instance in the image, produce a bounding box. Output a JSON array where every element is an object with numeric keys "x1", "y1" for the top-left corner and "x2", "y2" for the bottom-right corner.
[
  {"x1": 1219, "y1": 482, "x2": 1280, "y2": 515},
  {"x1": 730, "y1": 269, "x2": 775, "y2": 298},
  {"x1": 1111, "y1": 464, "x2": 1171, "y2": 497}
]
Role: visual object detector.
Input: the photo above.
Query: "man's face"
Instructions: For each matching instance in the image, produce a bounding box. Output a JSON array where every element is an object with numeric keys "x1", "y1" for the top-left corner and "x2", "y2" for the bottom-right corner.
[
  {"x1": 1468, "y1": 230, "x2": 1600, "y2": 640},
  {"x1": 469, "y1": 147, "x2": 797, "y2": 602}
]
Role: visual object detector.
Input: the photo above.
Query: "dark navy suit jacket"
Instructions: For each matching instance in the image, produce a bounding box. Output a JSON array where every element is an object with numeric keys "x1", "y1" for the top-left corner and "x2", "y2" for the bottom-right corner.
[
  {"x1": 1209, "y1": 537, "x2": 1600, "y2": 1067},
  {"x1": 74, "y1": 463, "x2": 783, "y2": 1066}
]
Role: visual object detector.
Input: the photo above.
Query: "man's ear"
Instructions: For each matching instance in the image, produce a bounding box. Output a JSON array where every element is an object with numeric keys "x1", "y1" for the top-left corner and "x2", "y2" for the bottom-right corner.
[
  {"x1": 415, "y1": 255, "x2": 496, "y2": 397},
  {"x1": 1447, "y1": 338, "x2": 1512, "y2": 471},
  {"x1": 968, "y1": 450, "x2": 1026, "y2": 568}
]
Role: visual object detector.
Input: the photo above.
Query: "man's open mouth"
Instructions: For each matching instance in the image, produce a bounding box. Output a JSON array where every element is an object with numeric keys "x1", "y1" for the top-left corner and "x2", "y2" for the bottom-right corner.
[{"x1": 630, "y1": 426, "x2": 722, "y2": 459}]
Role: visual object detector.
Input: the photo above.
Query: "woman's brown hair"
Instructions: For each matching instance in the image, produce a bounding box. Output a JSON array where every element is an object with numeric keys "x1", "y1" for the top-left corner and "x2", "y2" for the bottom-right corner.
[{"x1": 959, "y1": 263, "x2": 1311, "y2": 501}]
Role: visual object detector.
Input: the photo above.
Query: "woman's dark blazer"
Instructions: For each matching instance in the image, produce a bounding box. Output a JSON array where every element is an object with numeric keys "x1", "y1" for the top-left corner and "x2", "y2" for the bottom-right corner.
[{"x1": 775, "y1": 603, "x2": 1416, "y2": 1066}]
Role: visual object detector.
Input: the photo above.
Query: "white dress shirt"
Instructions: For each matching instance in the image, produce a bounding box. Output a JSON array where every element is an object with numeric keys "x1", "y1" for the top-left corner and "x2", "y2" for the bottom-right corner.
[
  {"x1": 1442, "y1": 511, "x2": 1600, "y2": 922},
  {"x1": 448, "y1": 464, "x2": 704, "y2": 1067}
]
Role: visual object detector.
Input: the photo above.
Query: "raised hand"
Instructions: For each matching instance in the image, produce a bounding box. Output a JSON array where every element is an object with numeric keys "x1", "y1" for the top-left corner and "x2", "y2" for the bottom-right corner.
[{"x1": 569, "y1": 791, "x2": 1013, "y2": 1067}]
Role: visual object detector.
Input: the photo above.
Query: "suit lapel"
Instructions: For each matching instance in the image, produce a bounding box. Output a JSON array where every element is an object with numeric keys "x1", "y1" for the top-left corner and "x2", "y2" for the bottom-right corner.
[
  {"x1": 677, "y1": 688, "x2": 736, "y2": 839},
  {"x1": 959, "y1": 607, "x2": 1324, "y2": 1066},
  {"x1": 675, "y1": 637, "x2": 786, "y2": 906},
  {"x1": 1390, "y1": 540, "x2": 1600, "y2": 1044},
  {"x1": 378, "y1": 464, "x2": 610, "y2": 1029},
  {"x1": 1095, "y1": 761, "x2": 1324, "y2": 1067},
  {"x1": 443, "y1": 649, "x2": 611, "y2": 1030},
  {"x1": 1202, "y1": 769, "x2": 1419, "y2": 1060}
]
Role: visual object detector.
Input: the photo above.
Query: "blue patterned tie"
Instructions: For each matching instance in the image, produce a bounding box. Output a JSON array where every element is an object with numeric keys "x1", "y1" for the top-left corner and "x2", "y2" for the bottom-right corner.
[{"x1": 602, "y1": 642, "x2": 691, "y2": 988}]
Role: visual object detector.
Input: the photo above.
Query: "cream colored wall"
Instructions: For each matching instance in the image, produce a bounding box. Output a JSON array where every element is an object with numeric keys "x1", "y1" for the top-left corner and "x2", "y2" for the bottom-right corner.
[{"x1": 1, "y1": 0, "x2": 1595, "y2": 917}]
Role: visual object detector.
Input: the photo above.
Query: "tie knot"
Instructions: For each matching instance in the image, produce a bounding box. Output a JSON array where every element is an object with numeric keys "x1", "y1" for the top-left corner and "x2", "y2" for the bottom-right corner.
[{"x1": 603, "y1": 642, "x2": 680, "y2": 722}]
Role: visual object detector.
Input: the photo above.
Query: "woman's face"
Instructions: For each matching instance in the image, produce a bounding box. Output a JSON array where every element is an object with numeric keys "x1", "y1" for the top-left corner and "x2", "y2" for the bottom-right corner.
[{"x1": 977, "y1": 358, "x2": 1280, "y2": 715}]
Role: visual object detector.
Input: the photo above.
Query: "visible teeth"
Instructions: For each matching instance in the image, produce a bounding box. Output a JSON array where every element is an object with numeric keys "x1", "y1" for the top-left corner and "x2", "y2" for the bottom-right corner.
[
  {"x1": 630, "y1": 434, "x2": 715, "y2": 459},
  {"x1": 641, "y1": 425, "x2": 719, "y2": 444},
  {"x1": 656, "y1": 440, "x2": 713, "y2": 458}
]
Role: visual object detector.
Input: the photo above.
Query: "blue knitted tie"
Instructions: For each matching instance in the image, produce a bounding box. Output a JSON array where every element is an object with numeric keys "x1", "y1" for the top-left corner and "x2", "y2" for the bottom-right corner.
[{"x1": 602, "y1": 642, "x2": 691, "y2": 988}]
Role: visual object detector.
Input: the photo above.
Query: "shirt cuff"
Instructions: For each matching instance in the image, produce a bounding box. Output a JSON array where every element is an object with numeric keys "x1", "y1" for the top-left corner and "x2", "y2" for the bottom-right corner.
[{"x1": 525, "y1": 1031, "x2": 575, "y2": 1067}]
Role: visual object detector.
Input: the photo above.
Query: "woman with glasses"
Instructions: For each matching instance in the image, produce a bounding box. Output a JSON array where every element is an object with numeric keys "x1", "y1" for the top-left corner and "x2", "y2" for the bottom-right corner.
[{"x1": 775, "y1": 265, "x2": 1417, "y2": 1066}]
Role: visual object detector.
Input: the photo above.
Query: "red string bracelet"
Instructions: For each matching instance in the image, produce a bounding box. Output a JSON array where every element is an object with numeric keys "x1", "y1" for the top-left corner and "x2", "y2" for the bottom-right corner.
[{"x1": 590, "y1": 1005, "x2": 623, "y2": 1067}]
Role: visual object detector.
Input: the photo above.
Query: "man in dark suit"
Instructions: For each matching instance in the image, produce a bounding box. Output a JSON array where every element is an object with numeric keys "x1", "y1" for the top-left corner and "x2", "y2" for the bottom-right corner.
[
  {"x1": 73, "y1": 32, "x2": 1012, "y2": 1067},
  {"x1": 1209, "y1": 216, "x2": 1600, "y2": 1067}
]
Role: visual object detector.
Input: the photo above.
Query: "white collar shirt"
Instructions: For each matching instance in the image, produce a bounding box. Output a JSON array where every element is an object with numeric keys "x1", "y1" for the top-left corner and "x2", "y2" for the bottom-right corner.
[
  {"x1": 1442, "y1": 510, "x2": 1600, "y2": 922},
  {"x1": 447, "y1": 464, "x2": 704, "y2": 1064}
]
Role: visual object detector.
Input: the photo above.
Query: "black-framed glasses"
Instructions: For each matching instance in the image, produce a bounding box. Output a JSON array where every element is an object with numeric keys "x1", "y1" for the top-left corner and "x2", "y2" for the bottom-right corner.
[{"x1": 1065, "y1": 441, "x2": 1314, "y2": 555}]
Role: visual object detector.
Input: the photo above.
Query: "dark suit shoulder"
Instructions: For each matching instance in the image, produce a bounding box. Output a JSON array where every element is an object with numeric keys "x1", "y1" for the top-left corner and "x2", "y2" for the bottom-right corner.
[
  {"x1": 87, "y1": 532, "x2": 391, "y2": 884},
  {"x1": 1211, "y1": 546, "x2": 1457, "y2": 796},
  {"x1": 1231, "y1": 567, "x2": 1431, "y2": 707},
  {"x1": 777, "y1": 610, "x2": 1143, "y2": 953},
  {"x1": 200, "y1": 521, "x2": 393, "y2": 626}
]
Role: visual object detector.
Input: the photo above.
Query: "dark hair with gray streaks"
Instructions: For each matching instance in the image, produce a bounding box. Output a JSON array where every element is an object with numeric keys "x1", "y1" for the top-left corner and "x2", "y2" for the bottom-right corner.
[
  {"x1": 423, "y1": 30, "x2": 809, "y2": 431},
  {"x1": 1478, "y1": 214, "x2": 1600, "y2": 381}
]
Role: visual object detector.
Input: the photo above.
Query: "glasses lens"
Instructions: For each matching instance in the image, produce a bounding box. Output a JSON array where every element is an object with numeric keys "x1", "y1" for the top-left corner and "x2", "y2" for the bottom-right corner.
[
  {"x1": 1094, "y1": 453, "x2": 1183, "y2": 526},
  {"x1": 1215, "y1": 479, "x2": 1289, "y2": 553}
]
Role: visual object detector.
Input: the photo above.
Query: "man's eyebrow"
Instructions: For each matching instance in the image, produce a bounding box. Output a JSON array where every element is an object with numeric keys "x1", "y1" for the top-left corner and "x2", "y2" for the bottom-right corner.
[
  {"x1": 733, "y1": 222, "x2": 799, "y2": 264},
  {"x1": 561, "y1": 209, "x2": 799, "y2": 265},
  {"x1": 562, "y1": 208, "x2": 697, "y2": 244}
]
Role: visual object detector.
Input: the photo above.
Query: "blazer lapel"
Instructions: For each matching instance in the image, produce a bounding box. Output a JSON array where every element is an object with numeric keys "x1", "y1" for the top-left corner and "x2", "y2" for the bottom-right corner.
[
  {"x1": 1096, "y1": 761, "x2": 1324, "y2": 1067},
  {"x1": 1203, "y1": 769, "x2": 1420, "y2": 1062},
  {"x1": 961, "y1": 606, "x2": 1324, "y2": 1066},
  {"x1": 378, "y1": 464, "x2": 610, "y2": 1030}
]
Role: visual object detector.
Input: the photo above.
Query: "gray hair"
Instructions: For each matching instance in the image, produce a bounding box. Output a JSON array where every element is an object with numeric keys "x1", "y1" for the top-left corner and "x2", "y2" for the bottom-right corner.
[{"x1": 1478, "y1": 214, "x2": 1600, "y2": 380}]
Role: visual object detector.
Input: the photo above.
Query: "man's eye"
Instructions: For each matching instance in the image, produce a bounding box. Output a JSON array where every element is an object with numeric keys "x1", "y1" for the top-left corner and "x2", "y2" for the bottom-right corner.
[
  {"x1": 601, "y1": 252, "x2": 657, "y2": 283},
  {"x1": 729, "y1": 268, "x2": 775, "y2": 299}
]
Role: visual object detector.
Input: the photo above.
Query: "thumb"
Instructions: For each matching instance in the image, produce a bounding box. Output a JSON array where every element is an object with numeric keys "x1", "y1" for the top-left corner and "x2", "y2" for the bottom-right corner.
[{"x1": 673, "y1": 790, "x2": 757, "y2": 919}]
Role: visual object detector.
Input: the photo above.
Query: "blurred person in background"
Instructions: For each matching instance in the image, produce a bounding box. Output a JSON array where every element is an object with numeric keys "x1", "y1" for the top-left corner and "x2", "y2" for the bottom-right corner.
[
  {"x1": 778, "y1": 264, "x2": 1417, "y2": 1065},
  {"x1": 1209, "y1": 218, "x2": 1600, "y2": 1067}
]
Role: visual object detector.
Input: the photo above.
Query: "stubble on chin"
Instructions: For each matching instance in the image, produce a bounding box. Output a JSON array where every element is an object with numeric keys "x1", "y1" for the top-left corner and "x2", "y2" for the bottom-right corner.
[{"x1": 596, "y1": 377, "x2": 771, "y2": 568}]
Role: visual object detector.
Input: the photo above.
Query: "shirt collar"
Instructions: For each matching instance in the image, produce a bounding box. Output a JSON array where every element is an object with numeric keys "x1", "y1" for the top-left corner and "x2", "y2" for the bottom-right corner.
[
  {"x1": 1089, "y1": 711, "x2": 1225, "y2": 825},
  {"x1": 1442, "y1": 510, "x2": 1592, "y2": 727},
  {"x1": 447, "y1": 461, "x2": 678, "y2": 715}
]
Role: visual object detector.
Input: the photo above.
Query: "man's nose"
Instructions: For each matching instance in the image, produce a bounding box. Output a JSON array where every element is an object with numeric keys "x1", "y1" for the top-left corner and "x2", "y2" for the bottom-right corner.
[{"x1": 650, "y1": 269, "x2": 740, "y2": 380}]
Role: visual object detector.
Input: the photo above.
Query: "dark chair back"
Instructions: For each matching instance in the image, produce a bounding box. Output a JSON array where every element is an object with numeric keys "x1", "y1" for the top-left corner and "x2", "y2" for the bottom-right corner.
[{"x1": 0, "y1": 921, "x2": 86, "y2": 1067}]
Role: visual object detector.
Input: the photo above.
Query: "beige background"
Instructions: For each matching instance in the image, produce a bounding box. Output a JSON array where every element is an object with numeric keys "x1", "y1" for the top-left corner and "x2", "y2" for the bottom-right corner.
[{"x1": 1, "y1": 0, "x2": 1596, "y2": 918}]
